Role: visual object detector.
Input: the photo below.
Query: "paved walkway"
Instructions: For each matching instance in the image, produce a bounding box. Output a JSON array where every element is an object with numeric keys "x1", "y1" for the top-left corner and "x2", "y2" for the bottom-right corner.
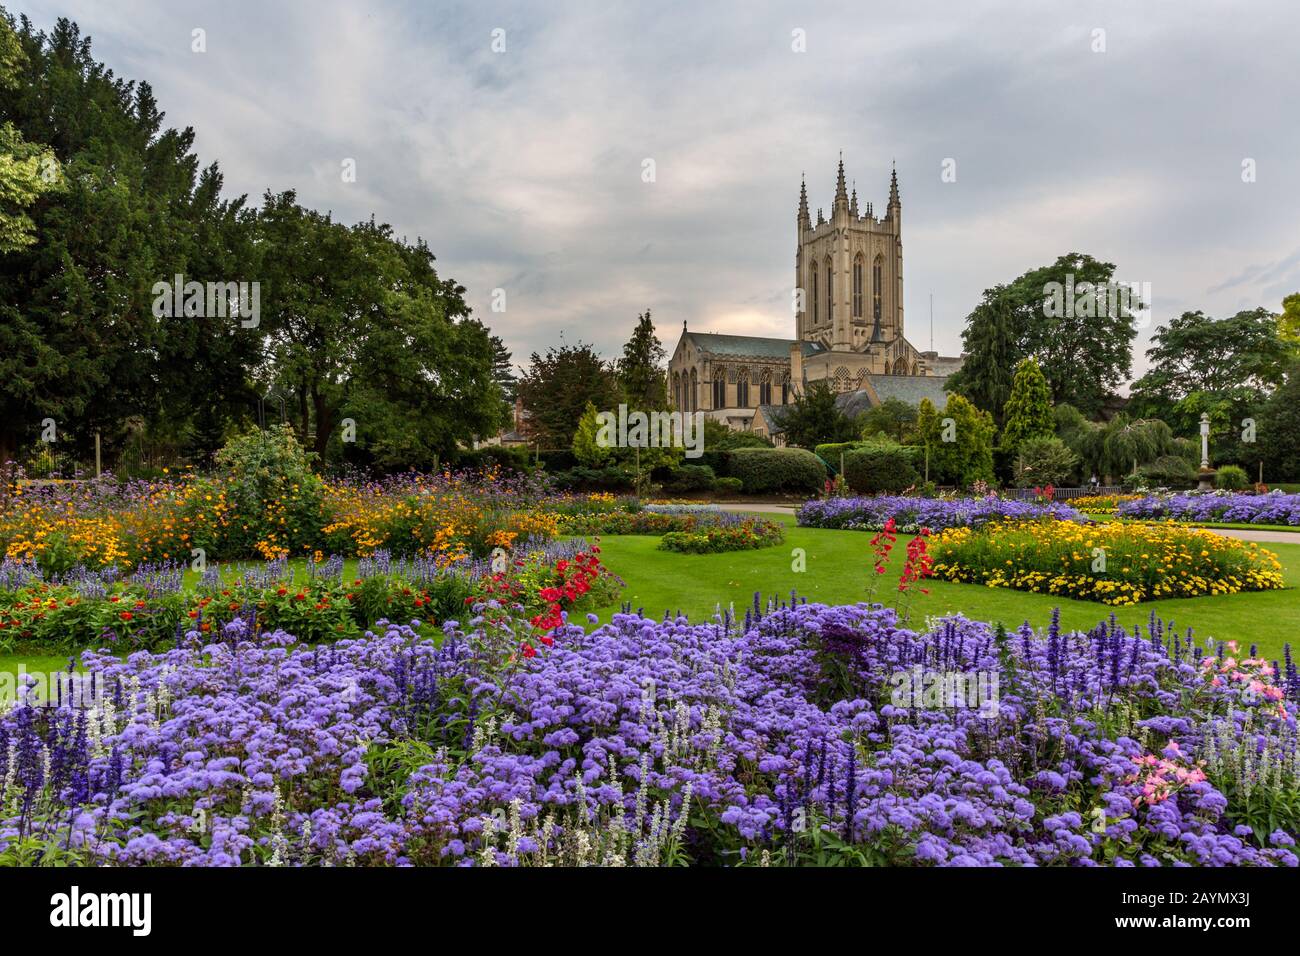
[{"x1": 708, "y1": 502, "x2": 1300, "y2": 544}]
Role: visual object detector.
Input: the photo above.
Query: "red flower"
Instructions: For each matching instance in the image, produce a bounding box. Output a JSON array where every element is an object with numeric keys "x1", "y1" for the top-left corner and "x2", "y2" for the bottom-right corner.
[
  {"x1": 119, "y1": 611, "x2": 133, "y2": 621},
  {"x1": 521, "y1": 643, "x2": 537, "y2": 658},
  {"x1": 540, "y1": 635, "x2": 554, "y2": 647}
]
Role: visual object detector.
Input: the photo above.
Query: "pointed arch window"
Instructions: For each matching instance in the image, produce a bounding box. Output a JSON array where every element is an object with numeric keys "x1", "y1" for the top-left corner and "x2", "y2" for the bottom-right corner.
[
  {"x1": 712, "y1": 368, "x2": 726, "y2": 409},
  {"x1": 810, "y1": 268, "x2": 819, "y2": 326},
  {"x1": 736, "y1": 368, "x2": 750, "y2": 408},
  {"x1": 759, "y1": 369, "x2": 772, "y2": 406},
  {"x1": 853, "y1": 255, "x2": 864, "y2": 318},
  {"x1": 825, "y1": 261, "x2": 834, "y2": 325},
  {"x1": 872, "y1": 255, "x2": 884, "y2": 324}
]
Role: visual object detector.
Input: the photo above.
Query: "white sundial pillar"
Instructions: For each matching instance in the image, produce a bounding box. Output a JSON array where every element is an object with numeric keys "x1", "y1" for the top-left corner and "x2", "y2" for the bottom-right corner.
[{"x1": 1197, "y1": 412, "x2": 1216, "y2": 491}]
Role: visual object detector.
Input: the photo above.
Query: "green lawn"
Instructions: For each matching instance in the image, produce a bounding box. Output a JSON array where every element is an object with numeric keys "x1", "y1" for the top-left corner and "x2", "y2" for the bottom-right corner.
[
  {"x1": 4, "y1": 514, "x2": 1298, "y2": 678},
  {"x1": 588, "y1": 514, "x2": 1300, "y2": 661}
]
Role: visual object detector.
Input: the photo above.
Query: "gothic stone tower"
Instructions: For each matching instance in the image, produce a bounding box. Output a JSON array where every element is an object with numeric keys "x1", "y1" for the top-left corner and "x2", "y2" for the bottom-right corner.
[{"x1": 795, "y1": 157, "x2": 919, "y2": 391}]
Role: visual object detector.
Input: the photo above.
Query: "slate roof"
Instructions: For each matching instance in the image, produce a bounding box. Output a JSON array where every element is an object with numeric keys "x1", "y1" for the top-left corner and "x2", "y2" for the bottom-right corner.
[
  {"x1": 755, "y1": 404, "x2": 788, "y2": 433},
  {"x1": 834, "y1": 375, "x2": 951, "y2": 419},
  {"x1": 866, "y1": 374, "x2": 951, "y2": 408},
  {"x1": 684, "y1": 332, "x2": 825, "y2": 360}
]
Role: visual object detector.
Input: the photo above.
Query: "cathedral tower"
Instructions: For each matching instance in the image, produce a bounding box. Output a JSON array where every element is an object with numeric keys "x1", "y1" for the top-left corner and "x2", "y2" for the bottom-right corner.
[{"x1": 794, "y1": 158, "x2": 905, "y2": 369}]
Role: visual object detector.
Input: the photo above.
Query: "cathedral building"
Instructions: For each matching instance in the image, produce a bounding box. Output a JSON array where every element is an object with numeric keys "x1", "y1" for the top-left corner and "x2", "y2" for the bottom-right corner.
[{"x1": 668, "y1": 158, "x2": 963, "y2": 442}]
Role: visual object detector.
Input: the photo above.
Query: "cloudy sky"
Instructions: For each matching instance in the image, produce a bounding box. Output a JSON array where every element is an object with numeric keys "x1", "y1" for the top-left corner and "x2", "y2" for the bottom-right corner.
[{"x1": 14, "y1": 0, "x2": 1300, "y2": 384}]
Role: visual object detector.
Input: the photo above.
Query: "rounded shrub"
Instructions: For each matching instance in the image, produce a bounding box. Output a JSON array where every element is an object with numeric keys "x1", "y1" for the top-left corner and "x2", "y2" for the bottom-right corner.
[
  {"x1": 842, "y1": 440, "x2": 919, "y2": 494},
  {"x1": 712, "y1": 476, "x2": 743, "y2": 495},
  {"x1": 1215, "y1": 464, "x2": 1250, "y2": 491},
  {"x1": 665, "y1": 463, "x2": 715, "y2": 492},
  {"x1": 726, "y1": 447, "x2": 827, "y2": 495}
]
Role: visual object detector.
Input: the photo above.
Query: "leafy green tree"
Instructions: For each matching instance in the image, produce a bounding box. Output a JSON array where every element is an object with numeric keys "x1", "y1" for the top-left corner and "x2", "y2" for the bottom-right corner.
[
  {"x1": 0, "y1": 11, "x2": 61, "y2": 252},
  {"x1": 916, "y1": 393, "x2": 994, "y2": 486},
  {"x1": 1257, "y1": 366, "x2": 1300, "y2": 482},
  {"x1": 572, "y1": 402, "x2": 613, "y2": 467},
  {"x1": 1129, "y1": 309, "x2": 1292, "y2": 461},
  {"x1": 948, "y1": 291, "x2": 1017, "y2": 426},
  {"x1": 1000, "y1": 357, "x2": 1054, "y2": 452},
  {"x1": 617, "y1": 310, "x2": 668, "y2": 410},
  {"x1": 860, "y1": 397, "x2": 918, "y2": 443},
  {"x1": 1012, "y1": 436, "x2": 1079, "y2": 488},
  {"x1": 0, "y1": 14, "x2": 264, "y2": 465},
  {"x1": 952, "y1": 253, "x2": 1137, "y2": 418},
  {"x1": 517, "y1": 343, "x2": 621, "y2": 449},
  {"x1": 1279, "y1": 293, "x2": 1300, "y2": 344},
  {"x1": 771, "y1": 380, "x2": 859, "y2": 450}
]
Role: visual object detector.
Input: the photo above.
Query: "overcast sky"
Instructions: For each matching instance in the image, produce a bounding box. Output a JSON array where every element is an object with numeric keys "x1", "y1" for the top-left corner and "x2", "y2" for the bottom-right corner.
[{"x1": 13, "y1": 0, "x2": 1300, "y2": 384}]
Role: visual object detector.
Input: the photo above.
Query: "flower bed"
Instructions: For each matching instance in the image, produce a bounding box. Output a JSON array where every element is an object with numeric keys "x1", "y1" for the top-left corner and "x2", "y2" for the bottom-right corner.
[
  {"x1": 1068, "y1": 494, "x2": 1145, "y2": 516},
  {"x1": 555, "y1": 504, "x2": 741, "y2": 536},
  {"x1": 1119, "y1": 491, "x2": 1300, "y2": 526},
  {"x1": 929, "y1": 521, "x2": 1284, "y2": 605},
  {"x1": 0, "y1": 468, "x2": 570, "y2": 573},
  {"x1": 658, "y1": 517, "x2": 785, "y2": 554},
  {"x1": 3, "y1": 601, "x2": 1297, "y2": 866},
  {"x1": 797, "y1": 495, "x2": 1085, "y2": 533},
  {"x1": 0, "y1": 539, "x2": 620, "y2": 655}
]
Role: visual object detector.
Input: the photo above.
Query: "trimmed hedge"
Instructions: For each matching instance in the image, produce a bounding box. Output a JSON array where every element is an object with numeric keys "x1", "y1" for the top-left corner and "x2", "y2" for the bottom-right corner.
[
  {"x1": 842, "y1": 441, "x2": 920, "y2": 494},
  {"x1": 665, "y1": 463, "x2": 716, "y2": 492},
  {"x1": 725, "y1": 447, "x2": 827, "y2": 494}
]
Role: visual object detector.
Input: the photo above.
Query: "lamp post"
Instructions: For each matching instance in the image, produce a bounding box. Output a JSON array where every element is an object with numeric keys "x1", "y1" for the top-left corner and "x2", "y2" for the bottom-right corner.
[{"x1": 1197, "y1": 412, "x2": 1216, "y2": 491}]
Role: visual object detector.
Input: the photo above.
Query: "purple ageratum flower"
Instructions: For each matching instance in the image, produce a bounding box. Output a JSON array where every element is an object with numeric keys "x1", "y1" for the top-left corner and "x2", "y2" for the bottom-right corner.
[{"x1": 797, "y1": 495, "x2": 1086, "y2": 533}]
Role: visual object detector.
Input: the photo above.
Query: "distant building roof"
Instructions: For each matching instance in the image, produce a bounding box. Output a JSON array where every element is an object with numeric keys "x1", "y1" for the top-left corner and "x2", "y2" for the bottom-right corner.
[
  {"x1": 833, "y1": 375, "x2": 952, "y2": 419},
  {"x1": 865, "y1": 374, "x2": 951, "y2": 408},
  {"x1": 684, "y1": 331, "x2": 824, "y2": 360},
  {"x1": 755, "y1": 404, "x2": 787, "y2": 433}
]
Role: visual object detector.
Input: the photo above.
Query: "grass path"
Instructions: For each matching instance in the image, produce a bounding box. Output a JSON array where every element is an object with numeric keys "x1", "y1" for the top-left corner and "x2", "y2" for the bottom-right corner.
[{"x1": 588, "y1": 514, "x2": 1300, "y2": 661}]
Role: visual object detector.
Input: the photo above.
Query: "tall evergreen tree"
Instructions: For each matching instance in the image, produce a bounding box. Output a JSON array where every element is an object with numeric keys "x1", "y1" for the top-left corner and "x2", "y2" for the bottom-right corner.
[
  {"x1": 949, "y1": 291, "x2": 1018, "y2": 427},
  {"x1": 1000, "y1": 357, "x2": 1054, "y2": 452},
  {"x1": 617, "y1": 310, "x2": 667, "y2": 410}
]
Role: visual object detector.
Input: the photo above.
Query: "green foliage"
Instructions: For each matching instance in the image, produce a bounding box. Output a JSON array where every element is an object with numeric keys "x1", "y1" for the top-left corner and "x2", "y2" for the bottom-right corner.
[
  {"x1": 517, "y1": 343, "x2": 621, "y2": 450},
  {"x1": 1257, "y1": 367, "x2": 1300, "y2": 482},
  {"x1": 1129, "y1": 309, "x2": 1292, "y2": 438},
  {"x1": 859, "y1": 397, "x2": 918, "y2": 442},
  {"x1": 711, "y1": 476, "x2": 743, "y2": 495},
  {"x1": 842, "y1": 439, "x2": 919, "y2": 494},
  {"x1": 725, "y1": 447, "x2": 827, "y2": 494},
  {"x1": 1136, "y1": 454, "x2": 1199, "y2": 490},
  {"x1": 454, "y1": 444, "x2": 534, "y2": 475},
  {"x1": 1215, "y1": 465, "x2": 1250, "y2": 491},
  {"x1": 658, "y1": 517, "x2": 784, "y2": 554},
  {"x1": 1012, "y1": 436, "x2": 1079, "y2": 488},
  {"x1": 702, "y1": 418, "x2": 772, "y2": 451},
  {"x1": 915, "y1": 394, "x2": 994, "y2": 487},
  {"x1": 572, "y1": 402, "x2": 612, "y2": 467},
  {"x1": 770, "y1": 381, "x2": 859, "y2": 450},
  {"x1": 951, "y1": 254, "x2": 1137, "y2": 418},
  {"x1": 1000, "y1": 357, "x2": 1054, "y2": 452},
  {"x1": 214, "y1": 425, "x2": 325, "y2": 554},
  {"x1": 0, "y1": 14, "x2": 505, "y2": 472},
  {"x1": 664, "y1": 463, "x2": 715, "y2": 492},
  {"x1": 617, "y1": 310, "x2": 668, "y2": 410},
  {"x1": 948, "y1": 292, "x2": 1018, "y2": 427}
]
